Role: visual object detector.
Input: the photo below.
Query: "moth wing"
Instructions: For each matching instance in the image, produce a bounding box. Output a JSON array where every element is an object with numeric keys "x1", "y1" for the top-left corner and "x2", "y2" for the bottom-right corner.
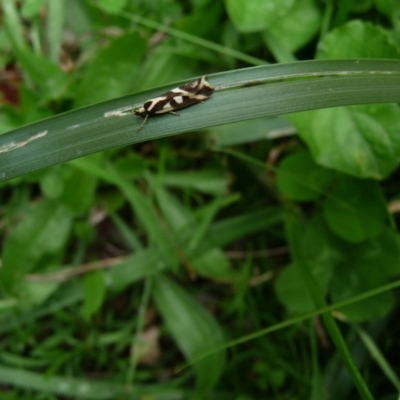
[
  {"x1": 154, "y1": 93, "x2": 202, "y2": 114},
  {"x1": 179, "y1": 76, "x2": 214, "y2": 97},
  {"x1": 176, "y1": 96, "x2": 208, "y2": 108},
  {"x1": 179, "y1": 81, "x2": 199, "y2": 93},
  {"x1": 140, "y1": 96, "x2": 168, "y2": 114},
  {"x1": 154, "y1": 102, "x2": 177, "y2": 114}
]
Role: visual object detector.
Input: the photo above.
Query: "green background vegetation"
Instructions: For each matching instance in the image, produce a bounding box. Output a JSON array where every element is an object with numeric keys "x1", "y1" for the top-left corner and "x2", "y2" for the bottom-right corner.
[{"x1": 1, "y1": 0, "x2": 400, "y2": 399}]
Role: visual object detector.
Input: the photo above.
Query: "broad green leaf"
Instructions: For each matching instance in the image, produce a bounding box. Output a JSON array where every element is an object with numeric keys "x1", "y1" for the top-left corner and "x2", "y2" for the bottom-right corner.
[
  {"x1": 190, "y1": 247, "x2": 232, "y2": 278},
  {"x1": 290, "y1": 104, "x2": 400, "y2": 178},
  {"x1": 60, "y1": 168, "x2": 98, "y2": 216},
  {"x1": 317, "y1": 20, "x2": 400, "y2": 59},
  {"x1": 276, "y1": 151, "x2": 337, "y2": 201},
  {"x1": 0, "y1": 200, "x2": 73, "y2": 292},
  {"x1": 21, "y1": 0, "x2": 47, "y2": 18},
  {"x1": 39, "y1": 166, "x2": 65, "y2": 199},
  {"x1": 97, "y1": 0, "x2": 128, "y2": 13},
  {"x1": 39, "y1": 165, "x2": 98, "y2": 214},
  {"x1": 152, "y1": 275, "x2": 225, "y2": 392},
  {"x1": 277, "y1": 211, "x2": 399, "y2": 321},
  {"x1": 301, "y1": 212, "x2": 345, "y2": 268},
  {"x1": 266, "y1": 0, "x2": 321, "y2": 53},
  {"x1": 275, "y1": 213, "x2": 338, "y2": 313},
  {"x1": 83, "y1": 270, "x2": 106, "y2": 320},
  {"x1": 17, "y1": 279, "x2": 61, "y2": 307},
  {"x1": 323, "y1": 177, "x2": 388, "y2": 243},
  {"x1": 332, "y1": 255, "x2": 395, "y2": 321},
  {"x1": 175, "y1": 1, "x2": 223, "y2": 39},
  {"x1": 18, "y1": 86, "x2": 54, "y2": 127},
  {"x1": 74, "y1": 33, "x2": 147, "y2": 107},
  {"x1": 353, "y1": 228, "x2": 400, "y2": 277},
  {"x1": 373, "y1": 0, "x2": 400, "y2": 16},
  {"x1": 368, "y1": 229, "x2": 400, "y2": 277},
  {"x1": 0, "y1": 105, "x2": 20, "y2": 133},
  {"x1": 264, "y1": 208, "x2": 400, "y2": 320},
  {"x1": 285, "y1": 211, "x2": 379, "y2": 399},
  {"x1": 225, "y1": 0, "x2": 294, "y2": 32},
  {"x1": 113, "y1": 151, "x2": 148, "y2": 180},
  {"x1": 313, "y1": 20, "x2": 400, "y2": 176},
  {"x1": 275, "y1": 263, "x2": 315, "y2": 313}
]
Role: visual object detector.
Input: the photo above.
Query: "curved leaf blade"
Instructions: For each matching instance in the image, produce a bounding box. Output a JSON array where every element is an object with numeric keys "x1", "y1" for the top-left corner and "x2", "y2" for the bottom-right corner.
[
  {"x1": 1, "y1": 59, "x2": 400, "y2": 182},
  {"x1": 152, "y1": 275, "x2": 225, "y2": 392}
]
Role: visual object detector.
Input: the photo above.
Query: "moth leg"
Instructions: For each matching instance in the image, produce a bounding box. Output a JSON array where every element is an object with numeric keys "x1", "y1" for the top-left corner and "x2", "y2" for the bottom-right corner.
[
  {"x1": 136, "y1": 114, "x2": 148, "y2": 133},
  {"x1": 169, "y1": 111, "x2": 179, "y2": 116}
]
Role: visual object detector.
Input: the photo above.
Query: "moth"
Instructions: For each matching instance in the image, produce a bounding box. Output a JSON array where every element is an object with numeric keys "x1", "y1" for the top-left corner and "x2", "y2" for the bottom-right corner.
[{"x1": 133, "y1": 76, "x2": 214, "y2": 132}]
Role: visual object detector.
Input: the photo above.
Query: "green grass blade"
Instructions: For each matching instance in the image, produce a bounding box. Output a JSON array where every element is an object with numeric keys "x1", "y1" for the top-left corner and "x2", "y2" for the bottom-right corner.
[
  {"x1": 353, "y1": 324, "x2": 400, "y2": 392},
  {"x1": 152, "y1": 274, "x2": 225, "y2": 392},
  {"x1": 47, "y1": 0, "x2": 65, "y2": 62},
  {"x1": 285, "y1": 209, "x2": 374, "y2": 400},
  {"x1": 2, "y1": 0, "x2": 27, "y2": 51},
  {"x1": 1, "y1": 59, "x2": 400, "y2": 182},
  {"x1": 0, "y1": 363, "x2": 188, "y2": 399}
]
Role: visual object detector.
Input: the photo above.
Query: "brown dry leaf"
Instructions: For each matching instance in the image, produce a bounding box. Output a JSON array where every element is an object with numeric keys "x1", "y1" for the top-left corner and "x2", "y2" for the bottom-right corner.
[{"x1": 131, "y1": 326, "x2": 161, "y2": 366}]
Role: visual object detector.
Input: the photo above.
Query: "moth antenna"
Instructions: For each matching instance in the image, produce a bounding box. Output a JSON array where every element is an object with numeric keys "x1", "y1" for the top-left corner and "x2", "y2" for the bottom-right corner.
[{"x1": 136, "y1": 114, "x2": 148, "y2": 133}]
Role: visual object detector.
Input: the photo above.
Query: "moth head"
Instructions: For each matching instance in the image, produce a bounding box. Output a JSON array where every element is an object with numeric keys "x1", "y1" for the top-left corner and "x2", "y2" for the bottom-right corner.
[{"x1": 133, "y1": 107, "x2": 146, "y2": 116}]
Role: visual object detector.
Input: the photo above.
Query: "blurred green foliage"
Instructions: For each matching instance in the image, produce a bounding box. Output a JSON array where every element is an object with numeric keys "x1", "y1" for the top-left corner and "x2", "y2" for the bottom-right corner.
[{"x1": 1, "y1": 0, "x2": 400, "y2": 399}]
